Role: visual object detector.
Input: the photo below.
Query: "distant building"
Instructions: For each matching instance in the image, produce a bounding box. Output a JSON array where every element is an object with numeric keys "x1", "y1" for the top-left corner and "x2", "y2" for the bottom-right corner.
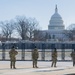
[{"x1": 41, "y1": 5, "x2": 67, "y2": 41}]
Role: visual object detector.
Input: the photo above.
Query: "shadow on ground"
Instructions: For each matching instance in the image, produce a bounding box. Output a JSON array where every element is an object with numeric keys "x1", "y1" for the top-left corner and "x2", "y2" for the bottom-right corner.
[
  {"x1": 64, "y1": 74, "x2": 75, "y2": 75},
  {"x1": 35, "y1": 69, "x2": 64, "y2": 72}
]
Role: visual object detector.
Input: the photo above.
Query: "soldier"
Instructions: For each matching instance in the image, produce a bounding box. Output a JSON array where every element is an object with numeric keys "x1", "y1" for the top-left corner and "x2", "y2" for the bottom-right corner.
[
  {"x1": 32, "y1": 46, "x2": 39, "y2": 68},
  {"x1": 9, "y1": 46, "x2": 18, "y2": 69},
  {"x1": 51, "y1": 48, "x2": 57, "y2": 67},
  {"x1": 71, "y1": 49, "x2": 75, "y2": 66}
]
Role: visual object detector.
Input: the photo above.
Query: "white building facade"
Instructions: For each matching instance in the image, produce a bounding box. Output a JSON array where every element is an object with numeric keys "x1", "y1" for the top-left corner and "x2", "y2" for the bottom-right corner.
[{"x1": 41, "y1": 5, "x2": 66, "y2": 41}]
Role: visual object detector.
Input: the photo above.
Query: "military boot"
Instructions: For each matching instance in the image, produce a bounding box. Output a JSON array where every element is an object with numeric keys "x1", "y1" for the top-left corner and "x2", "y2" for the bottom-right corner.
[
  {"x1": 10, "y1": 66, "x2": 12, "y2": 69},
  {"x1": 35, "y1": 65, "x2": 38, "y2": 68},
  {"x1": 10, "y1": 64, "x2": 12, "y2": 69},
  {"x1": 36, "y1": 66, "x2": 38, "y2": 68},
  {"x1": 33, "y1": 65, "x2": 35, "y2": 68},
  {"x1": 13, "y1": 65, "x2": 16, "y2": 69}
]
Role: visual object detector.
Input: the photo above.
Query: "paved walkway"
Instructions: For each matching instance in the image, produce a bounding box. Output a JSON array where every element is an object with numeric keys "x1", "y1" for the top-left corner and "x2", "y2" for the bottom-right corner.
[{"x1": 0, "y1": 61, "x2": 75, "y2": 75}]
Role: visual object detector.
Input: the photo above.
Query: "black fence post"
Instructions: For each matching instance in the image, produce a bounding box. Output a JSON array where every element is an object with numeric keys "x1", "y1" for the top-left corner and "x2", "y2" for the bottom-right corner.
[
  {"x1": 21, "y1": 43, "x2": 25, "y2": 60},
  {"x1": 51, "y1": 44, "x2": 55, "y2": 60},
  {"x1": 61, "y1": 44, "x2": 65, "y2": 60},
  {"x1": 41, "y1": 43, "x2": 45, "y2": 61},
  {"x1": 2, "y1": 43, "x2": 5, "y2": 60}
]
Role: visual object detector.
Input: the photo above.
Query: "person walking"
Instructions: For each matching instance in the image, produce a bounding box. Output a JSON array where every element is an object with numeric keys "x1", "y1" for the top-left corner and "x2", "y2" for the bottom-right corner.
[
  {"x1": 32, "y1": 46, "x2": 39, "y2": 68},
  {"x1": 9, "y1": 46, "x2": 18, "y2": 69},
  {"x1": 71, "y1": 49, "x2": 75, "y2": 66},
  {"x1": 51, "y1": 48, "x2": 57, "y2": 67}
]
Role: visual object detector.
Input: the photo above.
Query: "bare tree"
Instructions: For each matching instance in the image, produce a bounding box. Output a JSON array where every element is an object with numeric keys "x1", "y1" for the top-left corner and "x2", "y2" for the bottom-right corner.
[
  {"x1": 33, "y1": 29, "x2": 42, "y2": 41},
  {"x1": 28, "y1": 18, "x2": 39, "y2": 40},
  {"x1": 15, "y1": 16, "x2": 29, "y2": 40},
  {"x1": 0, "y1": 20, "x2": 15, "y2": 41},
  {"x1": 33, "y1": 30, "x2": 51, "y2": 41},
  {"x1": 0, "y1": 16, "x2": 41, "y2": 41},
  {"x1": 64, "y1": 30, "x2": 75, "y2": 41},
  {"x1": 65, "y1": 24, "x2": 75, "y2": 41},
  {"x1": 15, "y1": 16, "x2": 41, "y2": 41}
]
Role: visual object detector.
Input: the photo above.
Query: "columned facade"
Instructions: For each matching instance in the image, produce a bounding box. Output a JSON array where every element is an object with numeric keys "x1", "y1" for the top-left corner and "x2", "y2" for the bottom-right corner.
[{"x1": 41, "y1": 5, "x2": 66, "y2": 41}]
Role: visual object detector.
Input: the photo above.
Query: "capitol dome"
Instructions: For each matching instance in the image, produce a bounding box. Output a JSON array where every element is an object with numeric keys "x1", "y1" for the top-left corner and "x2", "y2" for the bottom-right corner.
[
  {"x1": 48, "y1": 5, "x2": 65, "y2": 30},
  {"x1": 51, "y1": 13, "x2": 62, "y2": 20}
]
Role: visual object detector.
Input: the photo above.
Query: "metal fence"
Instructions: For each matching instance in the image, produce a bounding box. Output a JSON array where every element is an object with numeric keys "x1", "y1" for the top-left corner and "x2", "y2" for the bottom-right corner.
[{"x1": 0, "y1": 41, "x2": 75, "y2": 61}]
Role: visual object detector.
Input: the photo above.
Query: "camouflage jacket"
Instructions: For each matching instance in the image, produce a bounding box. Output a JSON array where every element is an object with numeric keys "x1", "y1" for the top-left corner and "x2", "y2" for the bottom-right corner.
[
  {"x1": 52, "y1": 51, "x2": 57, "y2": 60},
  {"x1": 32, "y1": 48, "x2": 39, "y2": 60},
  {"x1": 9, "y1": 49, "x2": 18, "y2": 60}
]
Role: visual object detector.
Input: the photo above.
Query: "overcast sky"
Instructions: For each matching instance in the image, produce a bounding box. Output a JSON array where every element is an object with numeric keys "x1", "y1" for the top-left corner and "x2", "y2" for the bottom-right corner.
[{"x1": 0, "y1": 0, "x2": 75, "y2": 30}]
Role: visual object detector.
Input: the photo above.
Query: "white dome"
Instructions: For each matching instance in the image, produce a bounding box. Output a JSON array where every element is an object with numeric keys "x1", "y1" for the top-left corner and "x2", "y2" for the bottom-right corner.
[
  {"x1": 48, "y1": 5, "x2": 64, "y2": 30},
  {"x1": 51, "y1": 13, "x2": 62, "y2": 20}
]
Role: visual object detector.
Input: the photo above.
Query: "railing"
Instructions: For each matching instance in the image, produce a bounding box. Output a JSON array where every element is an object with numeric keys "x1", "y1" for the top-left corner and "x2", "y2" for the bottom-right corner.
[{"x1": 0, "y1": 41, "x2": 75, "y2": 61}]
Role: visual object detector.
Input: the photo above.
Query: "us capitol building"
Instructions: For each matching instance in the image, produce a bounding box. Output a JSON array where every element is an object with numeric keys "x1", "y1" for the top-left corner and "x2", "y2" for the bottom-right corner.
[{"x1": 41, "y1": 5, "x2": 67, "y2": 41}]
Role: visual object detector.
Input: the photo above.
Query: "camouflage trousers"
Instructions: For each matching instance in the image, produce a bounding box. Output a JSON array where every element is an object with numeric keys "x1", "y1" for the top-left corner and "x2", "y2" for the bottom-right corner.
[
  {"x1": 10, "y1": 60, "x2": 16, "y2": 69},
  {"x1": 51, "y1": 60, "x2": 57, "y2": 67},
  {"x1": 32, "y1": 59, "x2": 38, "y2": 68},
  {"x1": 73, "y1": 61, "x2": 75, "y2": 66}
]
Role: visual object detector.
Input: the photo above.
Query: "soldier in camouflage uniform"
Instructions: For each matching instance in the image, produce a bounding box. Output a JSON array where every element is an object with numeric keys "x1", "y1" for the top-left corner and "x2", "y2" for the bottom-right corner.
[
  {"x1": 9, "y1": 46, "x2": 18, "y2": 69},
  {"x1": 32, "y1": 46, "x2": 39, "y2": 68},
  {"x1": 51, "y1": 48, "x2": 57, "y2": 67},
  {"x1": 71, "y1": 49, "x2": 75, "y2": 66}
]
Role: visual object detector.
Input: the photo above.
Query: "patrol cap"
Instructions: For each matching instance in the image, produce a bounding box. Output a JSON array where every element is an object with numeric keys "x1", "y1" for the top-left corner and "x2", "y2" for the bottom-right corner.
[
  {"x1": 54, "y1": 48, "x2": 57, "y2": 51},
  {"x1": 11, "y1": 46, "x2": 15, "y2": 49},
  {"x1": 54, "y1": 47, "x2": 56, "y2": 50},
  {"x1": 34, "y1": 45, "x2": 37, "y2": 48}
]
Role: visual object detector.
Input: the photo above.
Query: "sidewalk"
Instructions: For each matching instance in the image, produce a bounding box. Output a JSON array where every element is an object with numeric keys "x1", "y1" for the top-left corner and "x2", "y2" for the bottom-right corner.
[{"x1": 0, "y1": 61, "x2": 75, "y2": 75}]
